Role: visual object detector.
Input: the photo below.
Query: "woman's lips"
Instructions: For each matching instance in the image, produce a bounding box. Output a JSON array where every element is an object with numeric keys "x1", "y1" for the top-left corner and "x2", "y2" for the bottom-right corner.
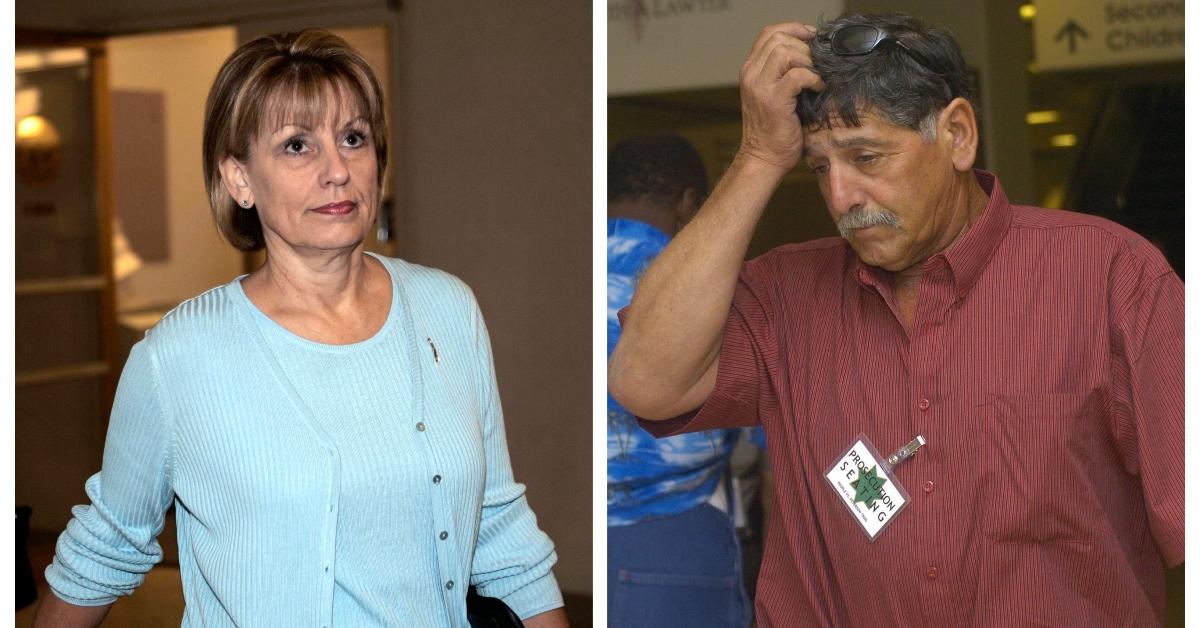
[{"x1": 312, "y1": 201, "x2": 356, "y2": 215}]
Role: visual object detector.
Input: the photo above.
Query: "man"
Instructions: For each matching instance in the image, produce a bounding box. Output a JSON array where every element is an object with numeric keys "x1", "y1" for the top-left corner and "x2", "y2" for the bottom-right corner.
[
  {"x1": 607, "y1": 135, "x2": 764, "y2": 627},
  {"x1": 609, "y1": 13, "x2": 1183, "y2": 627}
]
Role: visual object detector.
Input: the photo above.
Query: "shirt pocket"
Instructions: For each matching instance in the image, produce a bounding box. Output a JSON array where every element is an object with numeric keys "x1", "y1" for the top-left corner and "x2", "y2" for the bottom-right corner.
[{"x1": 979, "y1": 390, "x2": 1101, "y2": 543}]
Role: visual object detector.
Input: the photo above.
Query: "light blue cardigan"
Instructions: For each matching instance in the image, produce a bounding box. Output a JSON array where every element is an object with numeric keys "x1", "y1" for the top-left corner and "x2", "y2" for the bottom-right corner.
[{"x1": 46, "y1": 255, "x2": 563, "y2": 626}]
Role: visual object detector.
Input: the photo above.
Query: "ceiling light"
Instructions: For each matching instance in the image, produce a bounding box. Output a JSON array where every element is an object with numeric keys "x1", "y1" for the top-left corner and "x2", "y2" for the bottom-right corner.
[
  {"x1": 1050, "y1": 134, "x2": 1077, "y2": 148},
  {"x1": 1026, "y1": 110, "x2": 1060, "y2": 125},
  {"x1": 17, "y1": 115, "x2": 48, "y2": 140}
]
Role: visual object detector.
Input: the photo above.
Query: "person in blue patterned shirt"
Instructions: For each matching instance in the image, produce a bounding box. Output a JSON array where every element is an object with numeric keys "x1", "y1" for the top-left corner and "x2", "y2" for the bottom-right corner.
[{"x1": 607, "y1": 134, "x2": 763, "y2": 627}]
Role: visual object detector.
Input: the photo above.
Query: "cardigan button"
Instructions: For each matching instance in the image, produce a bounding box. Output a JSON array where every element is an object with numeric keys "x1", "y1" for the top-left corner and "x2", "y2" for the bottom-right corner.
[
  {"x1": 416, "y1": 422, "x2": 426, "y2": 432},
  {"x1": 433, "y1": 475, "x2": 442, "y2": 484},
  {"x1": 446, "y1": 580, "x2": 455, "y2": 590},
  {"x1": 439, "y1": 531, "x2": 449, "y2": 540}
]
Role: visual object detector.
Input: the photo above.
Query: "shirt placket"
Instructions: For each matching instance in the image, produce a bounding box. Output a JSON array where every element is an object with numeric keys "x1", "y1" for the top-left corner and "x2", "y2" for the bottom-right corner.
[
  {"x1": 406, "y1": 315, "x2": 465, "y2": 628},
  {"x1": 908, "y1": 259, "x2": 964, "y2": 625},
  {"x1": 415, "y1": 415, "x2": 464, "y2": 625}
]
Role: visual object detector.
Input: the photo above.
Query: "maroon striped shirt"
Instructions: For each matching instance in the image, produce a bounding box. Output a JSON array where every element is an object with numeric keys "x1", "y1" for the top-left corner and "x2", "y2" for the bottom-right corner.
[{"x1": 637, "y1": 171, "x2": 1184, "y2": 626}]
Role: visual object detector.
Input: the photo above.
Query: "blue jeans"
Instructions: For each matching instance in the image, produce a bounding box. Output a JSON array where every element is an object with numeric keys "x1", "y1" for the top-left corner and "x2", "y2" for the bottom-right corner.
[{"x1": 608, "y1": 503, "x2": 751, "y2": 627}]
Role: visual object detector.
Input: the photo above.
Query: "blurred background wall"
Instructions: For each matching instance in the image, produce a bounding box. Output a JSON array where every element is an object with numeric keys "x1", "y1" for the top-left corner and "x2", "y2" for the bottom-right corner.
[{"x1": 15, "y1": 1, "x2": 591, "y2": 624}]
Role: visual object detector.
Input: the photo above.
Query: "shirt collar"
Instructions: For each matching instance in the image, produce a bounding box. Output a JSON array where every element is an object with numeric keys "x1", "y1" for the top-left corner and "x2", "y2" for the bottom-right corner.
[{"x1": 855, "y1": 169, "x2": 1011, "y2": 298}]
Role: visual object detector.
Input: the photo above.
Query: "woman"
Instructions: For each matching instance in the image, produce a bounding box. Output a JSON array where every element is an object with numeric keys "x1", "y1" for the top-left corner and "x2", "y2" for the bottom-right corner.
[{"x1": 35, "y1": 30, "x2": 568, "y2": 628}]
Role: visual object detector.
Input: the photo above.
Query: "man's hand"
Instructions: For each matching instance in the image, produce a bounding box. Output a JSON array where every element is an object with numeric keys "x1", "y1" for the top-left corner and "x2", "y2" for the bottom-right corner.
[{"x1": 737, "y1": 22, "x2": 824, "y2": 172}]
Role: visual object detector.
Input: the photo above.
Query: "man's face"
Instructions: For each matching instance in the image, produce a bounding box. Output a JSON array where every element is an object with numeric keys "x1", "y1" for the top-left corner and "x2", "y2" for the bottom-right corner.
[{"x1": 801, "y1": 110, "x2": 963, "y2": 275}]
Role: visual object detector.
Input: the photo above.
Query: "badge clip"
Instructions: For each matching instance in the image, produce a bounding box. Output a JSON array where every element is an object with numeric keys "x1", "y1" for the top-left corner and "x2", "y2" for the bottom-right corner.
[
  {"x1": 426, "y1": 337, "x2": 440, "y2": 363},
  {"x1": 886, "y1": 435, "x2": 926, "y2": 468}
]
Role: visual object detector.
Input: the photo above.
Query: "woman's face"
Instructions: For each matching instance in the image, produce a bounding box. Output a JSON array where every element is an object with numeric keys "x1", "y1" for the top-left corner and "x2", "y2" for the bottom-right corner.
[{"x1": 221, "y1": 88, "x2": 379, "y2": 256}]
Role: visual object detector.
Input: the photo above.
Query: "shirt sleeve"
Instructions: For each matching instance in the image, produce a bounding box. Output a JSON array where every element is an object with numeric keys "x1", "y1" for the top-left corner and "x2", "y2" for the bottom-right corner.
[
  {"x1": 635, "y1": 258, "x2": 780, "y2": 438},
  {"x1": 1112, "y1": 269, "x2": 1184, "y2": 566},
  {"x1": 44, "y1": 339, "x2": 176, "y2": 605},
  {"x1": 466, "y1": 298, "x2": 564, "y2": 619}
]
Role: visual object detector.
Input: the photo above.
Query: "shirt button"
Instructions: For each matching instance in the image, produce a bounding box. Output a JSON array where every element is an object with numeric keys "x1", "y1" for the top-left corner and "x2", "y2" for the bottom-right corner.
[
  {"x1": 439, "y1": 531, "x2": 449, "y2": 540},
  {"x1": 917, "y1": 398, "x2": 930, "y2": 411},
  {"x1": 923, "y1": 481, "x2": 934, "y2": 493},
  {"x1": 432, "y1": 475, "x2": 442, "y2": 484},
  {"x1": 446, "y1": 580, "x2": 455, "y2": 590},
  {"x1": 926, "y1": 567, "x2": 938, "y2": 580},
  {"x1": 416, "y1": 422, "x2": 426, "y2": 432}
]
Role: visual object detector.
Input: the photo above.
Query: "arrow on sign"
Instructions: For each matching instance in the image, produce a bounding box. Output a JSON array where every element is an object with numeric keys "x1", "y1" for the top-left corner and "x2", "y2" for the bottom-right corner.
[{"x1": 1055, "y1": 20, "x2": 1089, "y2": 54}]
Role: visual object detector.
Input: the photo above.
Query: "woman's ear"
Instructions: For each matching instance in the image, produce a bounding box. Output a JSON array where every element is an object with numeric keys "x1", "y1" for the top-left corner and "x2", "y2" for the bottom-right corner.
[
  {"x1": 218, "y1": 157, "x2": 253, "y2": 207},
  {"x1": 937, "y1": 97, "x2": 979, "y2": 172}
]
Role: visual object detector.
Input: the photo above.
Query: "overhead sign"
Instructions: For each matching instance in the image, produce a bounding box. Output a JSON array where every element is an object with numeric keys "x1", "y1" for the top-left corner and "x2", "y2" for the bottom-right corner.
[
  {"x1": 608, "y1": 0, "x2": 842, "y2": 95},
  {"x1": 1033, "y1": 1, "x2": 1183, "y2": 71}
]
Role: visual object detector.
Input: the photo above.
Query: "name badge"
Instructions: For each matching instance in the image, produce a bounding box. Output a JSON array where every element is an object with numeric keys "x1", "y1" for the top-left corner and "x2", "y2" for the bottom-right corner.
[{"x1": 825, "y1": 435, "x2": 921, "y2": 541}]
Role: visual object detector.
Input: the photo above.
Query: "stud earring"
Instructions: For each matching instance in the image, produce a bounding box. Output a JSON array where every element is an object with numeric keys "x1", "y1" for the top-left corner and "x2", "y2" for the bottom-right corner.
[{"x1": 241, "y1": 199, "x2": 251, "y2": 208}]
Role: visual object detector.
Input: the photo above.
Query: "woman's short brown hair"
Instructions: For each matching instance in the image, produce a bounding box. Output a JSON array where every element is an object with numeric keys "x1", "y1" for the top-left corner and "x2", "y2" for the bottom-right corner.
[{"x1": 202, "y1": 29, "x2": 388, "y2": 251}]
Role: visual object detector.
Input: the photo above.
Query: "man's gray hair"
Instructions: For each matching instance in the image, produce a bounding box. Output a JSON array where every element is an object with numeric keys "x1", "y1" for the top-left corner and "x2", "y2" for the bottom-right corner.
[{"x1": 796, "y1": 13, "x2": 973, "y2": 143}]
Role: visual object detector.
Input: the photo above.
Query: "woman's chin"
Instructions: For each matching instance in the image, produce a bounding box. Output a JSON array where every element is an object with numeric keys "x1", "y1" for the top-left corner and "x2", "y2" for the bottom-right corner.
[{"x1": 272, "y1": 232, "x2": 369, "y2": 254}]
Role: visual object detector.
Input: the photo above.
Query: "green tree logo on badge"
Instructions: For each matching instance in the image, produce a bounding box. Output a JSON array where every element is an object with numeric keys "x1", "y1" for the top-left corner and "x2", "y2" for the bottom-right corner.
[{"x1": 851, "y1": 465, "x2": 886, "y2": 508}]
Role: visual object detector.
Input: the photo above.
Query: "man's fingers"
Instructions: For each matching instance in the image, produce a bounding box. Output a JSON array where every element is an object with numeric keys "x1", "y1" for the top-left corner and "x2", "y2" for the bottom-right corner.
[
  {"x1": 748, "y1": 22, "x2": 819, "y2": 62},
  {"x1": 779, "y1": 65, "x2": 825, "y2": 95},
  {"x1": 743, "y1": 32, "x2": 815, "y2": 89},
  {"x1": 756, "y1": 42, "x2": 816, "y2": 87}
]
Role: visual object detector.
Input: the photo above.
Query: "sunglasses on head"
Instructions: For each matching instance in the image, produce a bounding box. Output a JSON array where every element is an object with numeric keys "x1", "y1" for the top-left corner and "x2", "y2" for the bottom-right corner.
[{"x1": 828, "y1": 24, "x2": 945, "y2": 82}]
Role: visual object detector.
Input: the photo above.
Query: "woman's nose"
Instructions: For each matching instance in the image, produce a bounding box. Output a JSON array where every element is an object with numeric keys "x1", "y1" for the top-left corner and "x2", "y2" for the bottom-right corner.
[{"x1": 321, "y1": 149, "x2": 350, "y2": 187}]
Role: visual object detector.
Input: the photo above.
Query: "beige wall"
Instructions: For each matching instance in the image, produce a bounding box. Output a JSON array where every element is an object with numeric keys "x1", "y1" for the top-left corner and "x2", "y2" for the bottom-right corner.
[
  {"x1": 608, "y1": 0, "x2": 843, "y2": 94},
  {"x1": 393, "y1": 4, "x2": 592, "y2": 593},
  {"x1": 107, "y1": 27, "x2": 244, "y2": 311}
]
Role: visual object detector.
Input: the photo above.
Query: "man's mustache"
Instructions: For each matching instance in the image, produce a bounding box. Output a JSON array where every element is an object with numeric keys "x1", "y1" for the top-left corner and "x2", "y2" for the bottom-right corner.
[{"x1": 837, "y1": 208, "x2": 901, "y2": 238}]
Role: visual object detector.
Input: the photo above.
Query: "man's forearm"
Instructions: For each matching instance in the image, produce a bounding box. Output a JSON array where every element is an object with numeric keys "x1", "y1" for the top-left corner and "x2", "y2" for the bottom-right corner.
[{"x1": 609, "y1": 153, "x2": 788, "y2": 419}]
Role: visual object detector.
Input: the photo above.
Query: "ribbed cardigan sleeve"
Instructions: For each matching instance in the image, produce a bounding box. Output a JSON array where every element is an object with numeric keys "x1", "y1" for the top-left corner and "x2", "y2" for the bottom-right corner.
[
  {"x1": 45, "y1": 339, "x2": 175, "y2": 605},
  {"x1": 465, "y1": 293, "x2": 564, "y2": 619}
]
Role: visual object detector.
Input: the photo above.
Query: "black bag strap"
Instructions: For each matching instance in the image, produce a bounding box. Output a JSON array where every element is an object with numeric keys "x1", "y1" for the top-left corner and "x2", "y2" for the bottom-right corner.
[{"x1": 466, "y1": 587, "x2": 524, "y2": 628}]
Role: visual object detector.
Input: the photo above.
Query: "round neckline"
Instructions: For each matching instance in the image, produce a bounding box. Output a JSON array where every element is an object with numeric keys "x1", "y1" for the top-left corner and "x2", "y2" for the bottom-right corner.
[{"x1": 229, "y1": 251, "x2": 401, "y2": 353}]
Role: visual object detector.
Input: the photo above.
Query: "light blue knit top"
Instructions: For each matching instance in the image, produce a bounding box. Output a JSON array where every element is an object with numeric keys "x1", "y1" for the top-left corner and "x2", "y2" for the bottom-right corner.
[{"x1": 46, "y1": 254, "x2": 563, "y2": 627}]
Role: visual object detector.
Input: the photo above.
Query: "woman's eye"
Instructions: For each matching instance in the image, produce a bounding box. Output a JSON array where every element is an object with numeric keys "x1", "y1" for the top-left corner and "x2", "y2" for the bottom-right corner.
[
  {"x1": 344, "y1": 131, "x2": 367, "y2": 148},
  {"x1": 284, "y1": 139, "x2": 307, "y2": 154}
]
